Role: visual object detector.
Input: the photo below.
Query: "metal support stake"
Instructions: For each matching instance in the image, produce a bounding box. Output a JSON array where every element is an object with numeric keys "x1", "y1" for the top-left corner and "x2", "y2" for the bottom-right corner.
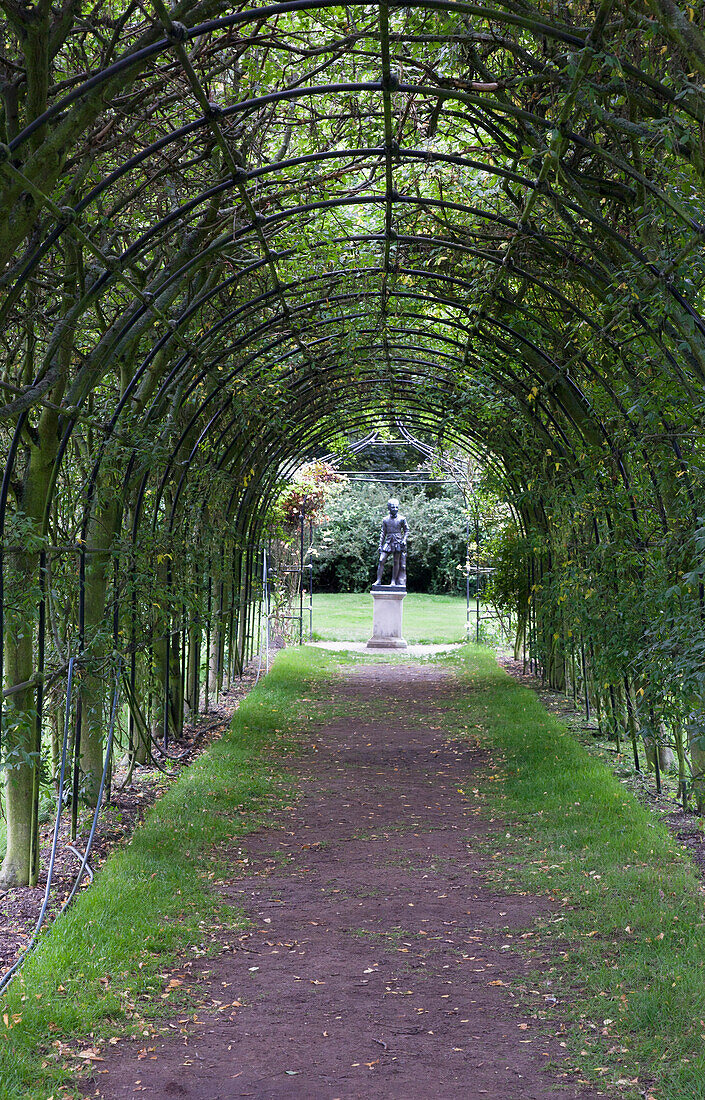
[
  {"x1": 107, "y1": 553, "x2": 119, "y2": 803},
  {"x1": 164, "y1": 561, "x2": 172, "y2": 751},
  {"x1": 309, "y1": 517, "x2": 314, "y2": 642},
  {"x1": 475, "y1": 513, "x2": 480, "y2": 645},
  {"x1": 71, "y1": 543, "x2": 86, "y2": 843},
  {"x1": 205, "y1": 555, "x2": 212, "y2": 715},
  {"x1": 129, "y1": 543, "x2": 137, "y2": 763},
  {"x1": 299, "y1": 497, "x2": 305, "y2": 645},
  {"x1": 180, "y1": 603, "x2": 186, "y2": 733},
  {"x1": 29, "y1": 548, "x2": 47, "y2": 886},
  {"x1": 649, "y1": 707, "x2": 662, "y2": 795},
  {"x1": 580, "y1": 636, "x2": 591, "y2": 721},
  {"x1": 465, "y1": 511, "x2": 470, "y2": 641},
  {"x1": 264, "y1": 547, "x2": 270, "y2": 675},
  {"x1": 624, "y1": 676, "x2": 640, "y2": 772}
]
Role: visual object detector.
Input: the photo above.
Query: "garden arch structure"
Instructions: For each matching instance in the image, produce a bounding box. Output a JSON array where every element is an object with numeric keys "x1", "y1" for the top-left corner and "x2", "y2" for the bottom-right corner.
[{"x1": 1, "y1": 0, "x2": 705, "y2": 887}]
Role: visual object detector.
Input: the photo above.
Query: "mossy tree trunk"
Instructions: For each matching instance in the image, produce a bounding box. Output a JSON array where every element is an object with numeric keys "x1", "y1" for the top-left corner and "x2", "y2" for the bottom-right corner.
[
  {"x1": 79, "y1": 488, "x2": 121, "y2": 806},
  {"x1": 186, "y1": 620, "x2": 200, "y2": 716},
  {"x1": 151, "y1": 560, "x2": 184, "y2": 743},
  {"x1": 688, "y1": 710, "x2": 705, "y2": 813},
  {"x1": 1, "y1": 410, "x2": 59, "y2": 888}
]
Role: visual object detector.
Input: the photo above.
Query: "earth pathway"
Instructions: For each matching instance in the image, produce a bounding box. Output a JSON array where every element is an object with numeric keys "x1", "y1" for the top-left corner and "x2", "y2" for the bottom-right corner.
[{"x1": 86, "y1": 656, "x2": 603, "y2": 1100}]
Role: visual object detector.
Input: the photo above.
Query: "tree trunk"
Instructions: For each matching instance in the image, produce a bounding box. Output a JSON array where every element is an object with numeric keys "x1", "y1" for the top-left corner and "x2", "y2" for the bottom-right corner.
[
  {"x1": 673, "y1": 719, "x2": 688, "y2": 810},
  {"x1": 209, "y1": 572, "x2": 227, "y2": 696},
  {"x1": 1, "y1": 594, "x2": 37, "y2": 889},
  {"x1": 186, "y1": 620, "x2": 200, "y2": 715},
  {"x1": 79, "y1": 492, "x2": 120, "y2": 805},
  {"x1": 152, "y1": 621, "x2": 183, "y2": 741},
  {"x1": 513, "y1": 610, "x2": 526, "y2": 663},
  {"x1": 688, "y1": 714, "x2": 705, "y2": 813},
  {"x1": 645, "y1": 719, "x2": 675, "y2": 773},
  {"x1": 1, "y1": 413, "x2": 58, "y2": 888}
]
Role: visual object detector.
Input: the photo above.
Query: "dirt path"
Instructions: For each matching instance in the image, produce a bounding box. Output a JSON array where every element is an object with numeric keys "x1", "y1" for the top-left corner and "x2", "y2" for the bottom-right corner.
[{"x1": 85, "y1": 658, "x2": 603, "y2": 1100}]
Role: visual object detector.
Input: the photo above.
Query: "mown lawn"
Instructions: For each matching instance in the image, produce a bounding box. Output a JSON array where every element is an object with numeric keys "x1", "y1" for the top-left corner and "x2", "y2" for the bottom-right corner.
[{"x1": 311, "y1": 591, "x2": 484, "y2": 644}]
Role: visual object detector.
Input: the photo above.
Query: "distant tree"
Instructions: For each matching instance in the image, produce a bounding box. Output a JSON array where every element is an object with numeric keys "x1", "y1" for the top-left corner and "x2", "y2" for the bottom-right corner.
[{"x1": 312, "y1": 481, "x2": 500, "y2": 594}]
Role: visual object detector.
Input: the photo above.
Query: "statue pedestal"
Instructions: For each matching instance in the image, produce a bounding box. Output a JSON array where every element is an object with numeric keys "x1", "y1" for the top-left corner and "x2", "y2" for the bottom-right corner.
[{"x1": 367, "y1": 586, "x2": 407, "y2": 649}]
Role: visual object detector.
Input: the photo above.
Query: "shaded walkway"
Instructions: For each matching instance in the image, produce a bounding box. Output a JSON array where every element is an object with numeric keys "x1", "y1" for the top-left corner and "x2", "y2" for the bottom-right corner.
[{"x1": 88, "y1": 658, "x2": 601, "y2": 1100}]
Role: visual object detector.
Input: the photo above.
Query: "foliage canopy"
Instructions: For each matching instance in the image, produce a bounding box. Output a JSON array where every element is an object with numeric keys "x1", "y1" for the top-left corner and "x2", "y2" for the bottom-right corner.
[{"x1": 2, "y1": 0, "x2": 705, "y2": 885}]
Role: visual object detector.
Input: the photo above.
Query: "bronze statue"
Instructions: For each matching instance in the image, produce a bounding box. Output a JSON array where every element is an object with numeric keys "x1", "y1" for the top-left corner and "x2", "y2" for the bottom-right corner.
[{"x1": 375, "y1": 498, "x2": 409, "y2": 587}]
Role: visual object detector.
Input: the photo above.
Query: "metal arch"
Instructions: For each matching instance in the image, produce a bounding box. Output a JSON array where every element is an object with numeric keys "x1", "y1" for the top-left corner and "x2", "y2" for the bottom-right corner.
[
  {"x1": 60, "y1": 209, "x2": 619, "y2": 399},
  {"x1": 216, "y1": 407, "x2": 533, "y2": 559},
  {"x1": 206, "y1": 370, "x2": 566, "y2": 506},
  {"x1": 9, "y1": 55, "x2": 700, "y2": 262},
  {"x1": 5, "y1": 123, "x2": 705, "y2": 414},
  {"x1": 156, "y1": 291, "x2": 654, "y2": 466},
  {"x1": 150, "y1": 337, "x2": 589, "y2": 486},
  {"x1": 11, "y1": 182, "x2": 691, "y2": 374},
  {"x1": 138, "y1": 266, "x2": 703, "y2": 442},
  {"x1": 21, "y1": 232, "x2": 609, "y2": 460},
  {"x1": 118, "y1": 314, "x2": 589, "y2": 486},
  {"x1": 5, "y1": 0, "x2": 703, "y2": 396},
  {"x1": 187, "y1": 360, "x2": 533, "y2": 488},
  {"x1": 215, "y1": 409, "x2": 518, "y2": 538},
  {"x1": 4, "y1": 261, "x2": 664, "y2": 655},
  {"x1": 0, "y1": 12, "x2": 699, "y2": 673},
  {"x1": 73, "y1": 309, "x2": 585, "y2": 581},
  {"x1": 134, "y1": 256, "x2": 627, "y2": 423},
  {"x1": 173, "y1": 334, "x2": 602, "y2": 480},
  {"x1": 115, "y1": 327, "x2": 614, "y2": 547},
  {"x1": 7, "y1": 104, "x2": 702, "y2": 264},
  {"x1": 5, "y1": 175, "x2": 699, "y2": 489},
  {"x1": 2, "y1": 0, "x2": 705, "y2": 904},
  {"x1": 0, "y1": 0, "x2": 652, "y2": 162}
]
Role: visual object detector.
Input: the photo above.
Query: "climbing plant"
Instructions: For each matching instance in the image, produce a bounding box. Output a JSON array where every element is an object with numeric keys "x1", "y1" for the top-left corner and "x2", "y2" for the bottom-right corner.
[{"x1": 1, "y1": 0, "x2": 705, "y2": 889}]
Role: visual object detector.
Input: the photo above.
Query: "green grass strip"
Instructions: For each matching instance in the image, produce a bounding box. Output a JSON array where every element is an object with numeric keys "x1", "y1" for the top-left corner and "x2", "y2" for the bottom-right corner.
[
  {"x1": 453, "y1": 646, "x2": 705, "y2": 1100},
  {"x1": 0, "y1": 646, "x2": 335, "y2": 1100}
]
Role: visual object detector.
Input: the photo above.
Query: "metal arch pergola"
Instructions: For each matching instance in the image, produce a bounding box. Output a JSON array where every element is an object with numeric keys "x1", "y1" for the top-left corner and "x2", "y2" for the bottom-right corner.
[{"x1": 0, "y1": 0, "x2": 704, "y2": 896}]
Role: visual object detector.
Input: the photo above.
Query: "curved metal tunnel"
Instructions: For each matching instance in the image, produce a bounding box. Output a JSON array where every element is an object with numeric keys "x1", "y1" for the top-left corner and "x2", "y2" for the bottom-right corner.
[{"x1": 1, "y1": 0, "x2": 704, "y2": 886}]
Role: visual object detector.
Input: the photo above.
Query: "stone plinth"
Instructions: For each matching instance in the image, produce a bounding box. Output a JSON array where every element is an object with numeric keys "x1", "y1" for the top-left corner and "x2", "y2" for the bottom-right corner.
[{"x1": 367, "y1": 585, "x2": 407, "y2": 649}]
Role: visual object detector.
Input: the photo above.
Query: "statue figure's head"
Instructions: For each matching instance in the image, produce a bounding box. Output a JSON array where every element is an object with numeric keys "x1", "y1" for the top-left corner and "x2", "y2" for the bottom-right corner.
[{"x1": 387, "y1": 498, "x2": 399, "y2": 517}]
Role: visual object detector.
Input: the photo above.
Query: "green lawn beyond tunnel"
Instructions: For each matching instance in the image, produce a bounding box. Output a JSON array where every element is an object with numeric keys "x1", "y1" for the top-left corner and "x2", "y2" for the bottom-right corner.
[{"x1": 311, "y1": 591, "x2": 480, "y2": 643}]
